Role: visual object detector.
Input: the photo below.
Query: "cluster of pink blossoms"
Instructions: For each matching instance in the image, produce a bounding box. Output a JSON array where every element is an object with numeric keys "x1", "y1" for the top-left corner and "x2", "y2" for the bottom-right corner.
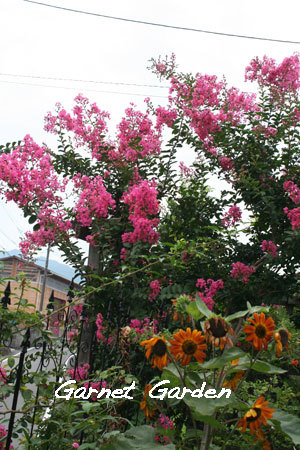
[
  {"x1": 73, "y1": 174, "x2": 115, "y2": 227},
  {"x1": 222, "y1": 205, "x2": 242, "y2": 228},
  {"x1": 20, "y1": 205, "x2": 73, "y2": 258},
  {"x1": 168, "y1": 72, "x2": 258, "y2": 154},
  {"x1": 284, "y1": 181, "x2": 300, "y2": 204},
  {"x1": 67, "y1": 363, "x2": 90, "y2": 382},
  {"x1": 82, "y1": 381, "x2": 107, "y2": 401},
  {"x1": 96, "y1": 313, "x2": 105, "y2": 342},
  {"x1": 196, "y1": 278, "x2": 224, "y2": 311},
  {"x1": 0, "y1": 425, "x2": 7, "y2": 450},
  {"x1": 130, "y1": 318, "x2": 158, "y2": 334},
  {"x1": 157, "y1": 414, "x2": 174, "y2": 430},
  {"x1": 284, "y1": 207, "x2": 300, "y2": 230},
  {"x1": 245, "y1": 54, "x2": 300, "y2": 95},
  {"x1": 179, "y1": 161, "x2": 194, "y2": 177},
  {"x1": 122, "y1": 180, "x2": 160, "y2": 244},
  {"x1": 230, "y1": 262, "x2": 256, "y2": 284},
  {"x1": 44, "y1": 94, "x2": 112, "y2": 161},
  {"x1": 283, "y1": 180, "x2": 300, "y2": 230},
  {"x1": 261, "y1": 240, "x2": 278, "y2": 258},
  {"x1": 0, "y1": 134, "x2": 72, "y2": 258},
  {"x1": 218, "y1": 156, "x2": 234, "y2": 172},
  {"x1": 155, "y1": 106, "x2": 177, "y2": 130},
  {"x1": 148, "y1": 280, "x2": 161, "y2": 302},
  {"x1": 0, "y1": 366, "x2": 7, "y2": 384},
  {"x1": 0, "y1": 135, "x2": 67, "y2": 207},
  {"x1": 117, "y1": 106, "x2": 161, "y2": 162}
]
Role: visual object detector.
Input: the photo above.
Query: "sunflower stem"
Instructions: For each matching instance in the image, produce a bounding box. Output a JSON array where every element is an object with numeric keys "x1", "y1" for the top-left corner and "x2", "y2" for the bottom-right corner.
[{"x1": 168, "y1": 352, "x2": 200, "y2": 449}]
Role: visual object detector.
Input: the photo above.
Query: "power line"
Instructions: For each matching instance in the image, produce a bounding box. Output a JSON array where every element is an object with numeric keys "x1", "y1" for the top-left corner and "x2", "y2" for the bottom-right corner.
[
  {"x1": 0, "y1": 79, "x2": 168, "y2": 99},
  {"x1": 0, "y1": 73, "x2": 168, "y2": 89},
  {"x1": 23, "y1": 0, "x2": 300, "y2": 45}
]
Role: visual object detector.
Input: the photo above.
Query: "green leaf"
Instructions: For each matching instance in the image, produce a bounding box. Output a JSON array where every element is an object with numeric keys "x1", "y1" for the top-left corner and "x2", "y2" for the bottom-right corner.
[
  {"x1": 183, "y1": 388, "x2": 234, "y2": 416},
  {"x1": 186, "y1": 301, "x2": 203, "y2": 320},
  {"x1": 7, "y1": 357, "x2": 15, "y2": 368},
  {"x1": 29, "y1": 215, "x2": 37, "y2": 224},
  {"x1": 161, "y1": 363, "x2": 181, "y2": 388},
  {"x1": 226, "y1": 310, "x2": 249, "y2": 322},
  {"x1": 271, "y1": 409, "x2": 300, "y2": 445},
  {"x1": 21, "y1": 388, "x2": 32, "y2": 401},
  {"x1": 194, "y1": 295, "x2": 212, "y2": 318},
  {"x1": 200, "y1": 347, "x2": 247, "y2": 369},
  {"x1": 101, "y1": 425, "x2": 175, "y2": 449},
  {"x1": 236, "y1": 358, "x2": 286, "y2": 374},
  {"x1": 79, "y1": 444, "x2": 97, "y2": 449}
]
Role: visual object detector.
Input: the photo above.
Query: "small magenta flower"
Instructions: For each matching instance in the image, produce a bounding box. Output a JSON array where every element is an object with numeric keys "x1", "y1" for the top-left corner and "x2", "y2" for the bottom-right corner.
[{"x1": 72, "y1": 443, "x2": 79, "y2": 449}]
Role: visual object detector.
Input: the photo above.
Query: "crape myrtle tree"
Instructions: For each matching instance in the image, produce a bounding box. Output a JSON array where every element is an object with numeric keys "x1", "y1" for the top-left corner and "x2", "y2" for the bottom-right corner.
[
  {"x1": 2, "y1": 55, "x2": 300, "y2": 317},
  {"x1": 0, "y1": 54, "x2": 300, "y2": 448}
]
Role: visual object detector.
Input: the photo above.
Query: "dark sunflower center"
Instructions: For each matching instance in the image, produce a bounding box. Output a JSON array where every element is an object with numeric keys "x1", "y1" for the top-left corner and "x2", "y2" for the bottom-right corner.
[
  {"x1": 182, "y1": 339, "x2": 197, "y2": 355},
  {"x1": 246, "y1": 407, "x2": 261, "y2": 423},
  {"x1": 209, "y1": 318, "x2": 227, "y2": 338},
  {"x1": 255, "y1": 324, "x2": 267, "y2": 338},
  {"x1": 152, "y1": 340, "x2": 167, "y2": 357},
  {"x1": 279, "y1": 329, "x2": 289, "y2": 345}
]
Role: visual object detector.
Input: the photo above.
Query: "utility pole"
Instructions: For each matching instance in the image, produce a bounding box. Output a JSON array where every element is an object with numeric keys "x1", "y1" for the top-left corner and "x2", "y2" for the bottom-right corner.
[
  {"x1": 39, "y1": 244, "x2": 51, "y2": 312},
  {"x1": 77, "y1": 242, "x2": 99, "y2": 365}
]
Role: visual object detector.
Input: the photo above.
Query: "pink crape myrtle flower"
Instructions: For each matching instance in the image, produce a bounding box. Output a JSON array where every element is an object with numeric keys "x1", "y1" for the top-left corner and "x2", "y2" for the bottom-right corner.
[
  {"x1": 284, "y1": 206, "x2": 300, "y2": 230},
  {"x1": 218, "y1": 156, "x2": 234, "y2": 172},
  {"x1": 284, "y1": 180, "x2": 300, "y2": 204},
  {"x1": 196, "y1": 278, "x2": 223, "y2": 311},
  {"x1": 96, "y1": 313, "x2": 105, "y2": 342},
  {"x1": 261, "y1": 240, "x2": 278, "y2": 257},
  {"x1": 67, "y1": 363, "x2": 90, "y2": 382},
  {"x1": 245, "y1": 54, "x2": 300, "y2": 95},
  {"x1": 73, "y1": 174, "x2": 115, "y2": 227},
  {"x1": 158, "y1": 414, "x2": 174, "y2": 430},
  {"x1": 0, "y1": 366, "x2": 7, "y2": 384},
  {"x1": 122, "y1": 180, "x2": 160, "y2": 245},
  {"x1": 82, "y1": 381, "x2": 107, "y2": 401},
  {"x1": 222, "y1": 205, "x2": 242, "y2": 228},
  {"x1": 148, "y1": 280, "x2": 161, "y2": 302},
  {"x1": 0, "y1": 425, "x2": 8, "y2": 450},
  {"x1": 155, "y1": 106, "x2": 177, "y2": 130},
  {"x1": 230, "y1": 262, "x2": 256, "y2": 284},
  {"x1": 117, "y1": 106, "x2": 161, "y2": 162}
]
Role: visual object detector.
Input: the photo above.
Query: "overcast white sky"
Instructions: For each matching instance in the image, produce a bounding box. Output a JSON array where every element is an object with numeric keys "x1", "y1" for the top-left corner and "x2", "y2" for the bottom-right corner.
[{"x1": 1, "y1": 0, "x2": 300, "y2": 263}]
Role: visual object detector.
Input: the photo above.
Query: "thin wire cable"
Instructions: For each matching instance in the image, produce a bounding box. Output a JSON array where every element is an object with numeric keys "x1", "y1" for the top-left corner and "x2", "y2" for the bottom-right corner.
[
  {"x1": 0, "y1": 73, "x2": 168, "y2": 89},
  {"x1": 0, "y1": 228, "x2": 19, "y2": 248},
  {"x1": 23, "y1": 0, "x2": 300, "y2": 44},
  {"x1": 0, "y1": 205, "x2": 24, "y2": 236},
  {"x1": 0, "y1": 79, "x2": 168, "y2": 99}
]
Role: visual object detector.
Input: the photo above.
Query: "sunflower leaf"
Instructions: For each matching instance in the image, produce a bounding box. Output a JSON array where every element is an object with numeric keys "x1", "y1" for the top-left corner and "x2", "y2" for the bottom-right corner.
[
  {"x1": 183, "y1": 389, "x2": 235, "y2": 416},
  {"x1": 194, "y1": 295, "x2": 212, "y2": 318},
  {"x1": 101, "y1": 425, "x2": 175, "y2": 449},
  {"x1": 186, "y1": 301, "x2": 203, "y2": 320},
  {"x1": 271, "y1": 409, "x2": 300, "y2": 445},
  {"x1": 199, "y1": 347, "x2": 247, "y2": 369},
  {"x1": 237, "y1": 359, "x2": 286, "y2": 374}
]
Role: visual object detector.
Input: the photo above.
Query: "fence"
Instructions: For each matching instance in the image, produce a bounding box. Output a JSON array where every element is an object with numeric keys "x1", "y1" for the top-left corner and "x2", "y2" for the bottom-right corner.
[{"x1": 0, "y1": 280, "x2": 169, "y2": 449}]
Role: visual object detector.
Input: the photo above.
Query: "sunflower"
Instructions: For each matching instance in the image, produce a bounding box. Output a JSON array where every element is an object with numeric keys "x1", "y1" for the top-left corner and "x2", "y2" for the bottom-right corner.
[
  {"x1": 237, "y1": 396, "x2": 274, "y2": 435},
  {"x1": 223, "y1": 359, "x2": 244, "y2": 390},
  {"x1": 223, "y1": 371, "x2": 244, "y2": 390},
  {"x1": 244, "y1": 313, "x2": 275, "y2": 351},
  {"x1": 169, "y1": 328, "x2": 206, "y2": 366},
  {"x1": 204, "y1": 317, "x2": 234, "y2": 350},
  {"x1": 140, "y1": 384, "x2": 156, "y2": 421},
  {"x1": 140, "y1": 336, "x2": 168, "y2": 370},
  {"x1": 171, "y1": 297, "x2": 191, "y2": 325},
  {"x1": 274, "y1": 328, "x2": 291, "y2": 357},
  {"x1": 254, "y1": 430, "x2": 271, "y2": 450}
]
